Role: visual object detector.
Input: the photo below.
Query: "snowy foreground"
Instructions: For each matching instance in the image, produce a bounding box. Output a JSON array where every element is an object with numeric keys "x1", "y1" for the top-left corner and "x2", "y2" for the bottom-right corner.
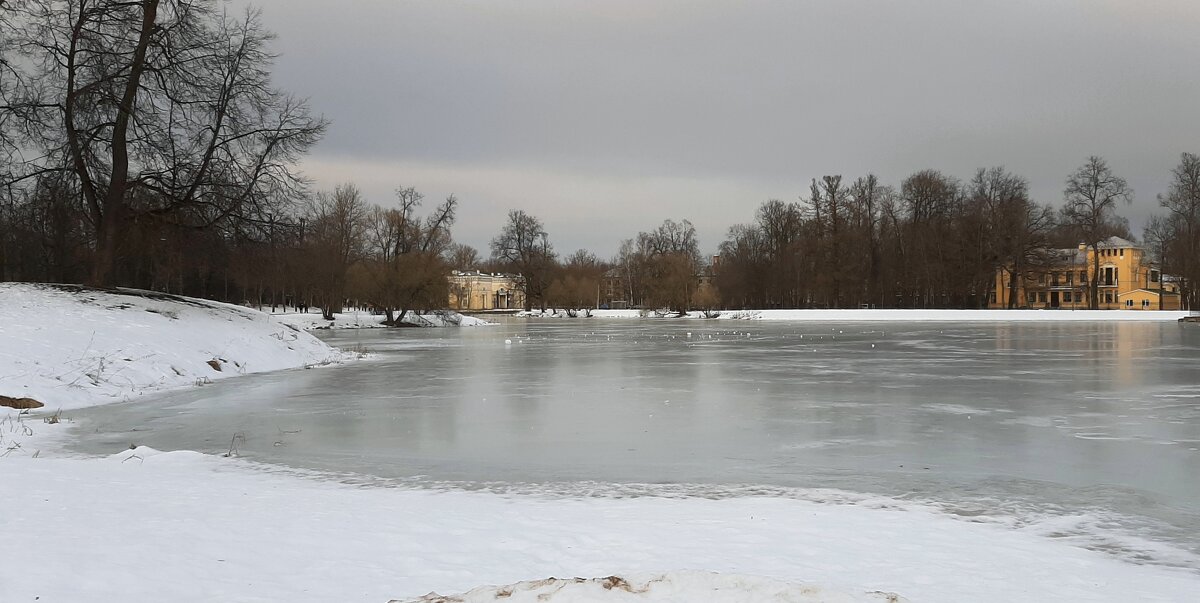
[
  {"x1": 523, "y1": 308, "x2": 1193, "y2": 321},
  {"x1": 4, "y1": 284, "x2": 1200, "y2": 602},
  {"x1": 3, "y1": 442, "x2": 1199, "y2": 602}
]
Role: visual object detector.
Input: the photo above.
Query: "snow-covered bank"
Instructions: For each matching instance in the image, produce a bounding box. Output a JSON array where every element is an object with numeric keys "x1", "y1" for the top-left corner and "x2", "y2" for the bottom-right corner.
[
  {"x1": 0, "y1": 283, "x2": 347, "y2": 412},
  {"x1": 3, "y1": 447, "x2": 1198, "y2": 603},
  {"x1": 523, "y1": 308, "x2": 1194, "y2": 322},
  {"x1": 271, "y1": 308, "x2": 493, "y2": 330}
]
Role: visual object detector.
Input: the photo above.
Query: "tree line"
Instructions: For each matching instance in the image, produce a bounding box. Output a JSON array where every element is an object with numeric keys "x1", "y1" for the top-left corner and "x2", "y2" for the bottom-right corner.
[
  {"x1": 716, "y1": 155, "x2": 1198, "y2": 311},
  {"x1": 3, "y1": 3, "x2": 1197, "y2": 315},
  {"x1": 474, "y1": 155, "x2": 1197, "y2": 313}
]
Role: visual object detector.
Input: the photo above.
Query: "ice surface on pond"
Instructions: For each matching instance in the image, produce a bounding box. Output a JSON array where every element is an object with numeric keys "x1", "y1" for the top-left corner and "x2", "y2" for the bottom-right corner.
[{"x1": 68, "y1": 319, "x2": 1200, "y2": 569}]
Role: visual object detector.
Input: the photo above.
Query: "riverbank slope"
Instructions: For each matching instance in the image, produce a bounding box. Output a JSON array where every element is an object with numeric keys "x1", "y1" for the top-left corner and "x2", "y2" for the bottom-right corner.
[{"x1": 0, "y1": 282, "x2": 347, "y2": 412}]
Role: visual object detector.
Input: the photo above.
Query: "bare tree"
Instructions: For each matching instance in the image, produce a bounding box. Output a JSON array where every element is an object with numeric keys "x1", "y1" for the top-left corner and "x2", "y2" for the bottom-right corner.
[
  {"x1": 807, "y1": 175, "x2": 852, "y2": 306},
  {"x1": 629, "y1": 219, "x2": 702, "y2": 312},
  {"x1": 1142, "y1": 215, "x2": 1175, "y2": 310},
  {"x1": 638, "y1": 219, "x2": 701, "y2": 264},
  {"x1": 691, "y1": 280, "x2": 721, "y2": 317},
  {"x1": 0, "y1": 0, "x2": 23, "y2": 174},
  {"x1": 564, "y1": 249, "x2": 602, "y2": 272},
  {"x1": 1155, "y1": 153, "x2": 1200, "y2": 309},
  {"x1": 446, "y1": 243, "x2": 480, "y2": 271},
  {"x1": 642, "y1": 252, "x2": 696, "y2": 313},
  {"x1": 362, "y1": 187, "x2": 456, "y2": 324},
  {"x1": 898, "y1": 170, "x2": 962, "y2": 307},
  {"x1": 967, "y1": 167, "x2": 1054, "y2": 308},
  {"x1": 848, "y1": 175, "x2": 886, "y2": 307},
  {"x1": 754, "y1": 199, "x2": 804, "y2": 307},
  {"x1": 715, "y1": 223, "x2": 765, "y2": 309},
  {"x1": 614, "y1": 238, "x2": 642, "y2": 307},
  {"x1": 490, "y1": 210, "x2": 555, "y2": 311},
  {"x1": 0, "y1": 1, "x2": 325, "y2": 286},
  {"x1": 546, "y1": 249, "x2": 605, "y2": 315},
  {"x1": 305, "y1": 184, "x2": 368, "y2": 320},
  {"x1": 1062, "y1": 156, "x2": 1133, "y2": 309}
]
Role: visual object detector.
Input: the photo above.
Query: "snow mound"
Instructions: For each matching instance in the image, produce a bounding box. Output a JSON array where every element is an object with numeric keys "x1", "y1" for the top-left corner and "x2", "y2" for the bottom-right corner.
[
  {"x1": 396, "y1": 572, "x2": 906, "y2": 603},
  {"x1": 0, "y1": 283, "x2": 348, "y2": 411},
  {"x1": 105, "y1": 446, "x2": 210, "y2": 464}
]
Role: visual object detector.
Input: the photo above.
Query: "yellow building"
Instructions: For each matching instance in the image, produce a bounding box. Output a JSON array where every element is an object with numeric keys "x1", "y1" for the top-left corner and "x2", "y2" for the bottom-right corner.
[
  {"x1": 990, "y1": 236, "x2": 1181, "y2": 310},
  {"x1": 447, "y1": 271, "x2": 525, "y2": 311}
]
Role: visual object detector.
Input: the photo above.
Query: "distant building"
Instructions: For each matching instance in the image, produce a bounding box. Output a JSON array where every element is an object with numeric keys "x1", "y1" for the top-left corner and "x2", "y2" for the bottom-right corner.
[
  {"x1": 989, "y1": 236, "x2": 1181, "y2": 310},
  {"x1": 700, "y1": 254, "x2": 719, "y2": 288},
  {"x1": 600, "y1": 268, "x2": 630, "y2": 309},
  {"x1": 447, "y1": 271, "x2": 525, "y2": 311}
]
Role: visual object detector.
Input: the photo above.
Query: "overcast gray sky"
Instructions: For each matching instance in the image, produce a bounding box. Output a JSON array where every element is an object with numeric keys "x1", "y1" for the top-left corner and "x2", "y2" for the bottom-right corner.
[{"x1": 239, "y1": 0, "x2": 1200, "y2": 257}]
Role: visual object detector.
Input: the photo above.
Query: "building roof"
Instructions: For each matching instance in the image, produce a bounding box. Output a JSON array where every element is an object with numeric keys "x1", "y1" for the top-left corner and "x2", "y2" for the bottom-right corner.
[
  {"x1": 1095, "y1": 236, "x2": 1139, "y2": 250},
  {"x1": 1041, "y1": 236, "x2": 1142, "y2": 268},
  {"x1": 1049, "y1": 248, "x2": 1087, "y2": 266},
  {"x1": 450, "y1": 270, "x2": 523, "y2": 280}
]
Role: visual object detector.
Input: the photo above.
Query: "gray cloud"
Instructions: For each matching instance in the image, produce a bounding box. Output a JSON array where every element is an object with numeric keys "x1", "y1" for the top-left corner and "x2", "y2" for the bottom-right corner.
[{"x1": 240, "y1": 0, "x2": 1200, "y2": 256}]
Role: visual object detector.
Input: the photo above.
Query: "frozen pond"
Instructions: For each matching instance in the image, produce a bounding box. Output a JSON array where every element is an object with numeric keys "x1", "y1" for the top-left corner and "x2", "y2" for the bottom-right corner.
[{"x1": 69, "y1": 319, "x2": 1200, "y2": 568}]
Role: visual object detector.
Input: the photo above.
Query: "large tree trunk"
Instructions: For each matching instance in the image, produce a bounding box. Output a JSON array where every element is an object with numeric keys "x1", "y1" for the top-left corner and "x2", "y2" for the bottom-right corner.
[
  {"x1": 1090, "y1": 244, "x2": 1101, "y2": 310},
  {"x1": 1007, "y1": 265, "x2": 1019, "y2": 309},
  {"x1": 90, "y1": 204, "x2": 126, "y2": 287},
  {"x1": 867, "y1": 242, "x2": 880, "y2": 309},
  {"x1": 85, "y1": 0, "x2": 161, "y2": 288}
]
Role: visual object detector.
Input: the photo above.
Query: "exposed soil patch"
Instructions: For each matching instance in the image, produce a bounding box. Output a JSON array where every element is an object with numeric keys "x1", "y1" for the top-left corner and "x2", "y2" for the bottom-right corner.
[{"x1": 0, "y1": 395, "x2": 44, "y2": 409}]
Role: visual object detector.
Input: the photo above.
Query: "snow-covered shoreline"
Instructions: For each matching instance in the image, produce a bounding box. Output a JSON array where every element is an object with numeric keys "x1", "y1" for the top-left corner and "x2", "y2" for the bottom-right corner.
[
  {"x1": 0, "y1": 283, "x2": 352, "y2": 413},
  {"x1": 270, "y1": 308, "x2": 493, "y2": 330},
  {"x1": 521, "y1": 308, "x2": 1194, "y2": 321},
  {"x1": 0, "y1": 284, "x2": 494, "y2": 413}
]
